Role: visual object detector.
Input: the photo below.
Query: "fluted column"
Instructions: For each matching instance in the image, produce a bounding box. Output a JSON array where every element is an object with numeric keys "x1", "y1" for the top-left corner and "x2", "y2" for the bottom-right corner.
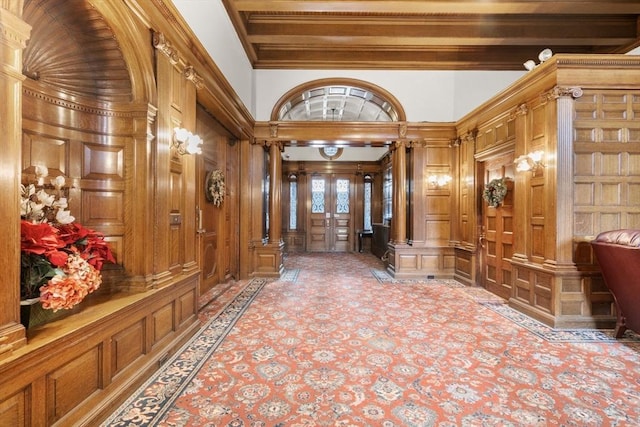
[
  {"x1": 511, "y1": 103, "x2": 529, "y2": 263},
  {"x1": 268, "y1": 141, "x2": 283, "y2": 244},
  {"x1": 0, "y1": 4, "x2": 31, "y2": 351},
  {"x1": 547, "y1": 86, "x2": 583, "y2": 268},
  {"x1": 391, "y1": 141, "x2": 407, "y2": 244}
]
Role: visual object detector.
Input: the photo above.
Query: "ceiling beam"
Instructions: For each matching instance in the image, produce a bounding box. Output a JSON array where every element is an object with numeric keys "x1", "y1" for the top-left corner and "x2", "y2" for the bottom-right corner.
[{"x1": 231, "y1": 1, "x2": 640, "y2": 14}]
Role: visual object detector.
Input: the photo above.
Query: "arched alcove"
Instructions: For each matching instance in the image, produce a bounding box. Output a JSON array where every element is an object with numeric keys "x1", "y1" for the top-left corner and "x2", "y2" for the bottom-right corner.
[
  {"x1": 22, "y1": 0, "x2": 133, "y2": 103},
  {"x1": 271, "y1": 78, "x2": 406, "y2": 122}
]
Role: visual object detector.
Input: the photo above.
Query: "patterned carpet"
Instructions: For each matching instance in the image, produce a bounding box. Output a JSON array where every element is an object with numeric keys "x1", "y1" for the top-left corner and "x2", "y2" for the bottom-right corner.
[{"x1": 103, "y1": 253, "x2": 640, "y2": 426}]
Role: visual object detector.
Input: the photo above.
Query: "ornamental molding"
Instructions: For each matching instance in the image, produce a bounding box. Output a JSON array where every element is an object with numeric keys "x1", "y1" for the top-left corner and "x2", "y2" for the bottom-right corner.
[
  {"x1": 542, "y1": 86, "x2": 583, "y2": 103},
  {"x1": 153, "y1": 32, "x2": 180, "y2": 65},
  {"x1": 511, "y1": 103, "x2": 529, "y2": 119},
  {"x1": 0, "y1": 12, "x2": 30, "y2": 47},
  {"x1": 22, "y1": 87, "x2": 148, "y2": 118},
  {"x1": 398, "y1": 123, "x2": 407, "y2": 138},
  {"x1": 184, "y1": 66, "x2": 204, "y2": 90}
]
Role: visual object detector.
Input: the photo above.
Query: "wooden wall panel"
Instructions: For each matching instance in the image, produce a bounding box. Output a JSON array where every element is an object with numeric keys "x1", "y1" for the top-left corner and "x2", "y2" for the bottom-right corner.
[
  {"x1": 153, "y1": 304, "x2": 174, "y2": 345},
  {"x1": 425, "y1": 219, "x2": 450, "y2": 241},
  {"x1": 0, "y1": 392, "x2": 25, "y2": 427},
  {"x1": 21, "y1": 133, "x2": 68, "y2": 176},
  {"x1": 82, "y1": 191, "x2": 124, "y2": 224},
  {"x1": 574, "y1": 90, "x2": 640, "y2": 236},
  {"x1": 83, "y1": 143, "x2": 124, "y2": 179},
  {"x1": 111, "y1": 320, "x2": 145, "y2": 377},
  {"x1": 177, "y1": 289, "x2": 196, "y2": 326},
  {"x1": 47, "y1": 346, "x2": 101, "y2": 424}
]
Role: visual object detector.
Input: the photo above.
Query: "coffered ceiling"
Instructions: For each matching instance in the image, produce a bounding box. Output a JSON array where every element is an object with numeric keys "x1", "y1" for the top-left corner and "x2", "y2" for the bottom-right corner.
[{"x1": 220, "y1": 0, "x2": 640, "y2": 70}]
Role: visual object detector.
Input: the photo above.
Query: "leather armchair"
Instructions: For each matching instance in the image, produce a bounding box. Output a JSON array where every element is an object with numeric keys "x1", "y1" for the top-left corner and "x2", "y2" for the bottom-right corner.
[{"x1": 591, "y1": 229, "x2": 640, "y2": 338}]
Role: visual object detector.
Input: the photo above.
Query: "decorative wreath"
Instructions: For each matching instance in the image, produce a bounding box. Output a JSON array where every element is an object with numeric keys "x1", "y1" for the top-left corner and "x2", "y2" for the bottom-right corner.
[
  {"x1": 205, "y1": 169, "x2": 225, "y2": 207},
  {"x1": 482, "y1": 177, "x2": 508, "y2": 207}
]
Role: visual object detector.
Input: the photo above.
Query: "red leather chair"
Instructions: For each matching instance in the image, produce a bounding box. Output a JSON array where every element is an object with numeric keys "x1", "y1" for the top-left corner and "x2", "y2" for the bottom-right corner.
[{"x1": 591, "y1": 229, "x2": 640, "y2": 338}]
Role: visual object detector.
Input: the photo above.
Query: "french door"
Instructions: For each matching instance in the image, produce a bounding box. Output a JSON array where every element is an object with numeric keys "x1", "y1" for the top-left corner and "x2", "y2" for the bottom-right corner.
[{"x1": 308, "y1": 173, "x2": 354, "y2": 252}]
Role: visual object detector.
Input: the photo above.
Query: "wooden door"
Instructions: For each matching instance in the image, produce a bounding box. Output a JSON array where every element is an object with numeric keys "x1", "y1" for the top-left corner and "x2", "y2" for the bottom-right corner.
[
  {"x1": 481, "y1": 154, "x2": 515, "y2": 300},
  {"x1": 308, "y1": 173, "x2": 354, "y2": 252}
]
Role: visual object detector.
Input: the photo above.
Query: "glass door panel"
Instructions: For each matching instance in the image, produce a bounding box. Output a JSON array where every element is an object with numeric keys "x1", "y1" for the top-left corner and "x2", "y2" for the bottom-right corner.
[{"x1": 307, "y1": 174, "x2": 354, "y2": 252}]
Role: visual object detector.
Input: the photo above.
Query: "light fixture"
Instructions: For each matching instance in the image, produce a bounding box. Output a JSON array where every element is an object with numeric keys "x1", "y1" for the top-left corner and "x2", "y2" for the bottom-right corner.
[
  {"x1": 523, "y1": 48, "x2": 553, "y2": 71},
  {"x1": 427, "y1": 174, "x2": 452, "y2": 188},
  {"x1": 173, "y1": 127, "x2": 203, "y2": 155},
  {"x1": 538, "y1": 48, "x2": 553, "y2": 62},
  {"x1": 515, "y1": 150, "x2": 545, "y2": 172}
]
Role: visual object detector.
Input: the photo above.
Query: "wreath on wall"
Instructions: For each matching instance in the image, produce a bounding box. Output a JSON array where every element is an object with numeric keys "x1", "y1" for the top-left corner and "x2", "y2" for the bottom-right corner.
[
  {"x1": 482, "y1": 177, "x2": 508, "y2": 207},
  {"x1": 205, "y1": 169, "x2": 225, "y2": 207}
]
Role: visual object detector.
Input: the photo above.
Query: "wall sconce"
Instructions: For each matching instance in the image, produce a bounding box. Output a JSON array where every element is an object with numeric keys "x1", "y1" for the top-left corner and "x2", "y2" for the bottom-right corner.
[
  {"x1": 515, "y1": 150, "x2": 545, "y2": 172},
  {"x1": 428, "y1": 174, "x2": 452, "y2": 188},
  {"x1": 173, "y1": 127, "x2": 203, "y2": 155},
  {"x1": 523, "y1": 48, "x2": 553, "y2": 71}
]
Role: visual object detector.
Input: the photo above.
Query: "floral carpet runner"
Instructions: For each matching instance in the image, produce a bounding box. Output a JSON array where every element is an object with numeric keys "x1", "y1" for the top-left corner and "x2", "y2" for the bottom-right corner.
[
  {"x1": 104, "y1": 278, "x2": 269, "y2": 426},
  {"x1": 104, "y1": 253, "x2": 640, "y2": 426}
]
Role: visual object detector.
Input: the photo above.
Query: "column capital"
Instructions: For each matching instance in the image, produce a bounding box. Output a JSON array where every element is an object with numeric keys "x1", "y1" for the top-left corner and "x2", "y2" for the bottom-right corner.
[
  {"x1": 389, "y1": 140, "x2": 410, "y2": 151},
  {"x1": 510, "y1": 103, "x2": 529, "y2": 119},
  {"x1": 153, "y1": 32, "x2": 179, "y2": 64},
  {"x1": 542, "y1": 86, "x2": 583, "y2": 102},
  {"x1": 184, "y1": 66, "x2": 204, "y2": 90}
]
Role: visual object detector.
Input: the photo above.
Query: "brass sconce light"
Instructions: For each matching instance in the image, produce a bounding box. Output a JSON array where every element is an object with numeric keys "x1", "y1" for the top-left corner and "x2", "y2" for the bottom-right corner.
[
  {"x1": 173, "y1": 127, "x2": 203, "y2": 155},
  {"x1": 427, "y1": 174, "x2": 452, "y2": 188},
  {"x1": 515, "y1": 150, "x2": 545, "y2": 172}
]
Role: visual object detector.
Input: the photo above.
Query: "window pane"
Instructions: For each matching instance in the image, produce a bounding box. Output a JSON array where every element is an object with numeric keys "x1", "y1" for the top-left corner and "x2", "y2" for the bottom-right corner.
[
  {"x1": 289, "y1": 182, "x2": 297, "y2": 230},
  {"x1": 364, "y1": 181, "x2": 372, "y2": 231},
  {"x1": 311, "y1": 178, "x2": 325, "y2": 213},
  {"x1": 383, "y1": 168, "x2": 392, "y2": 221},
  {"x1": 336, "y1": 178, "x2": 349, "y2": 213}
]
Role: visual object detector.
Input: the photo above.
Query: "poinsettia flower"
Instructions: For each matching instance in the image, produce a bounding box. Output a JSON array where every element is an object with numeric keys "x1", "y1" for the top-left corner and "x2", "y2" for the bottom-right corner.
[
  {"x1": 55, "y1": 209, "x2": 75, "y2": 224},
  {"x1": 53, "y1": 197, "x2": 68, "y2": 209},
  {"x1": 35, "y1": 165, "x2": 48, "y2": 177},
  {"x1": 21, "y1": 183, "x2": 36, "y2": 198},
  {"x1": 28, "y1": 201, "x2": 44, "y2": 217},
  {"x1": 20, "y1": 220, "x2": 64, "y2": 255},
  {"x1": 20, "y1": 172, "x2": 115, "y2": 312},
  {"x1": 36, "y1": 189, "x2": 55, "y2": 207},
  {"x1": 51, "y1": 175, "x2": 66, "y2": 190}
]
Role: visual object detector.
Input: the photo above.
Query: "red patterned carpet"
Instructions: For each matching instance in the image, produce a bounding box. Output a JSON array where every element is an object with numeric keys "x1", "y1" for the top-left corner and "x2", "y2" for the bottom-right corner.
[{"x1": 104, "y1": 253, "x2": 640, "y2": 426}]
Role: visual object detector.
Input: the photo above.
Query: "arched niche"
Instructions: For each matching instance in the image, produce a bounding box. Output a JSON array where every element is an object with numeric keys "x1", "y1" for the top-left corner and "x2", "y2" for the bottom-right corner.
[{"x1": 271, "y1": 78, "x2": 406, "y2": 122}]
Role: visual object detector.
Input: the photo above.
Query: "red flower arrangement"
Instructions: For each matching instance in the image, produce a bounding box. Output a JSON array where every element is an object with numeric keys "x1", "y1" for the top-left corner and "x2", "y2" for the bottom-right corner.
[{"x1": 20, "y1": 166, "x2": 115, "y2": 311}]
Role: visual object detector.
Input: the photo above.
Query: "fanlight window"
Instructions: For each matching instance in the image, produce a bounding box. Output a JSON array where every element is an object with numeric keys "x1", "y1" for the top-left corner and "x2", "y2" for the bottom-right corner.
[{"x1": 277, "y1": 85, "x2": 399, "y2": 122}]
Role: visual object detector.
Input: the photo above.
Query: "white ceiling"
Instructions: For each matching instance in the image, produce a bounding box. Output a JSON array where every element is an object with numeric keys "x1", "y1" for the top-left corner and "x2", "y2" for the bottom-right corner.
[{"x1": 282, "y1": 146, "x2": 389, "y2": 162}]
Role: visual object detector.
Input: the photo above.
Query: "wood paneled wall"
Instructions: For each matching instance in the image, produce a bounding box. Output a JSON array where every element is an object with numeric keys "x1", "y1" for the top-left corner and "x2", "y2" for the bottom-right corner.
[
  {"x1": 454, "y1": 55, "x2": 640, "y2": 328},
  {"x1": 0, "y1": 1, "x2": 254, "y2": 425}
]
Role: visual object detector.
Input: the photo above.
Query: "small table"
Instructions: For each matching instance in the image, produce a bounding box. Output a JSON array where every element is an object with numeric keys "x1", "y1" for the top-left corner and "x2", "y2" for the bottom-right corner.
[{"x1": 357, "y1": 229, "x2": 373, "y2": 253}]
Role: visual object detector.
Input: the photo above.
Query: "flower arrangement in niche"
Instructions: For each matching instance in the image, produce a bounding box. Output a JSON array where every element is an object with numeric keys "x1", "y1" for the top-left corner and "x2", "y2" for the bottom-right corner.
[
  {"x1": 20, "y1": 165, "x2": 115, "y2": 311},
  {"x1": 482, "y1": 177, "x2": 508, "y2": 208},
  {"x1": 205, "y1": 169, "x2": 225, "y2": 207}
]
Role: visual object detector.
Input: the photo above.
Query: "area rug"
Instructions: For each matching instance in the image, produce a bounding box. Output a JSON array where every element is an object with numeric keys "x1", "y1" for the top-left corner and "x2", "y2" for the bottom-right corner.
[
  {"x1": 102, "y1": 278, "x2": 269, "y2": 426},
  {"x1": 104, "y1": 253, "x2": 640, "y2": 426},
  {"x1": 280, "y1": 268, "x2": 300, "y2": 283},
  {"x1": 371, "y1": 269, "x2": 465, "y2": 288},
  {"x1": 482, "y1": 302, "x2": 640, "y2": 343}
]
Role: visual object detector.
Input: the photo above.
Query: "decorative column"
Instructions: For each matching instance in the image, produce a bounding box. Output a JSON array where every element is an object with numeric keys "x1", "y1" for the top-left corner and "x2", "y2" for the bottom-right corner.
[
  {"x1": 511, "y1": 103, "x2": 530, "y2": 263},
  {"x1": 0, "y1": 4, "x2": 31, "y2": 353},
  {"x1": 391, "y1": 140, "x2": 407, "y2": 244},
  {"x1": 268, "y1": 141, "x2": 283, "y2": 245},
  {"x1": 546, "y1": 86, "x2": 583, "y2": 269}
]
